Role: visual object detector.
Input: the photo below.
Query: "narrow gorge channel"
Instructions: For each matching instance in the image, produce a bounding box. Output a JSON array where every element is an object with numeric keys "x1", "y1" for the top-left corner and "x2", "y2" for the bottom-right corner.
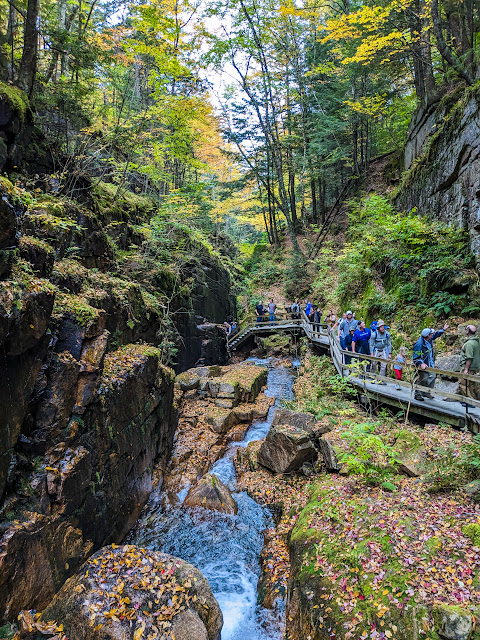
[{"x1": 128, "y1": 357, "x2": 299, "y2": 640}]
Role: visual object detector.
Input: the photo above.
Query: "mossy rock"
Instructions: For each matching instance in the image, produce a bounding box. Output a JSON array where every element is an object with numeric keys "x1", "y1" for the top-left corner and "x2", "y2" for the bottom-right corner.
[
  {"x1": 433, "y1": 604, "x2": 473, "y2": 640},
  {"x1": 0, "y1": 81, "x2": 29, "y2": 122}
]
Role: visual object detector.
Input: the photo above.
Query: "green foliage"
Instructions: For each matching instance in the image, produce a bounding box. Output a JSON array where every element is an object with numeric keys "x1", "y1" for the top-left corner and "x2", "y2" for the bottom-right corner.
[
  {"x1": 462, "y1": 523, "x2": 480, "y2": 546},
  {"x1": 339, "y1": 422, "x2": 400, "y2": 485},
  {"x1": 424, "y1": 435, "x2": 480, "y2": 493},
  {"x1": 313, "y1": 194, "x2": 473, "y2": 325}
]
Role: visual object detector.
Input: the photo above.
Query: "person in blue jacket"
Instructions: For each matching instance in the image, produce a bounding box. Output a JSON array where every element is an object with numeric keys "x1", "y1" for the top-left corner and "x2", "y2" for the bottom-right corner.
[
  {"x1": 351, "y1": 320, "x2": 372, "y2": 374},
  {"x1": 412, "y1": 323, "x2": 449, "y2": 400},
  {"x1": 352, "y1": 320, "x2": 372, "y2": 355}
]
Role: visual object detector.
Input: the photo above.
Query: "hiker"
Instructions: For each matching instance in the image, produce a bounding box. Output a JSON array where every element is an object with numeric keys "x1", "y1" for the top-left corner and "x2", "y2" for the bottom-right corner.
[
  {"x1": 459, "y1": 325, "x2": 480, "y2": 405},
  {"x1": 255, "y1": 301, "x2": 264, "y2": 323},
  {"x1": 305, "y1": 299, "x2": 312, "y2": 317},
  {"x1": 352, "y1": 320, "x2": 371, "y2": 355},
  {"x1": 314, "y1": 307, "x2": 322, "y2": 324},
  {"x1": 223, "y1": 321, "x2": 232, "y2": 336},
  {"x1": 344, "y1": 326, "x2": 356, "y2": 366},
  {"x1": 352, "y1": 320, "x2": 372, "y2": 374},
  {"x1": 230, "y1": 320, "x2": 238, "y2": 336},
  {"x1": 268, "y1": 298, "x2": 277, "y2": 324},
  {"x1": 291, "y1": 299, "x2": 301, "y2": 320},
  {"x1": 394, "y1": 346, "x2": 408, "y2": 390},
  {"x1": 308, "y1": 305, "x2": 316, "y2": 323},
  {"x1": 326, "y1": 310, "x2": 337, "y2": 330},
  {"x1": 412, "y1": 323, "x2": 448, "y2": 401},
  {"x1": 337, "y1": 310, "x2": 358, "y2": 349},
  {"x1": 369, "y1": 319, "x2": 392, "y2": 382}
]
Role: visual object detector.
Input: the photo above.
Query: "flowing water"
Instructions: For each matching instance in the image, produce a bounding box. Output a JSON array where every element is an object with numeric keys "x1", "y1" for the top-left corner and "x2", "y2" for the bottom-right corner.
[{"x1": 129, "y1": 357, "x2": 299, "y2": 640}]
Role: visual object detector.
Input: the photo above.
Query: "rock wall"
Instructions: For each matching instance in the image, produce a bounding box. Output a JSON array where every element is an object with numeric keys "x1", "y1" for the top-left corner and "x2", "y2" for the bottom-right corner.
[
  {"x1": 395, "y1": 86, "x2": 480, "y2": 260},
  {"x1": 0, "y1": 176, "x2": 234, "y2": 622}
]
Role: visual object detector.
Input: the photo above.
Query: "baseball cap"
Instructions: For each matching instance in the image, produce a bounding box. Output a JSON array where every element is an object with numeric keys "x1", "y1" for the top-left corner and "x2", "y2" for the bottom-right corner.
[
  {"x1": 346, "y1": 310, "x2": 353, "y2": 315},
  {"x1": 377, "y1": 319, "x2": 385, "y2": 328},
  {"x1": 421, "y1": 328, "x2": 434, "y2": 337}
]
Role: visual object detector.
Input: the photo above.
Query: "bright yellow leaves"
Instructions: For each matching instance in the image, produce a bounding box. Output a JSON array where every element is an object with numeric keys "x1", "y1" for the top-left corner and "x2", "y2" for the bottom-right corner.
[{"x1": 322, "y1": 1, "x2": 416, "y2": 67}]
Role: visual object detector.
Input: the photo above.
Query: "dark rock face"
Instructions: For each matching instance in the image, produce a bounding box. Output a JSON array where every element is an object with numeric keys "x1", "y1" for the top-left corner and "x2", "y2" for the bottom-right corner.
[
  {"x1": 0, "y1": 166, "x2": 234, "y2": 623},
  {"x1": 0, "y1": 345, "x2": 177, "y2": 620},
  {"x1": 395, "y1": 87, "x2": 480, "y2": 261}
]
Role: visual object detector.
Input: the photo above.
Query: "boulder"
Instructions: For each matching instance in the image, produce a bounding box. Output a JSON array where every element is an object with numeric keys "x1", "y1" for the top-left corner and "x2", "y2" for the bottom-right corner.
[
  {"x1": 433, "y1": 604, "x2": 473, "y2": 640},
  {"x1": 40, "y1": 545, "x2": 223, "y2": 640},
  {"x1": 272, "y1": 408, "x2": 316, "y2": 430},
  {"x1": 393, "y1": 430, "x2": 427, "y2": 478},
  {"x1": 436, "y1": 354, "x2": 461, "y2": 372},
  {"x1": 272, "y1": 408, "x2": 331, "y2": 439},
  {"x1": 183, "y1": 473, "x2": 238, "y2": 514},
  {"x1": 258, "y1": 425, "x2": 317, "y2": 474},
  {"x1": 317, "y1": 438, "x2": 341, "y2": 472},
  {"x1": 464, "y1": 480, "x2": 480, "y2": 501},
  {"x1": 205, "y1": 407, "x2": 236, "y2": 434}
]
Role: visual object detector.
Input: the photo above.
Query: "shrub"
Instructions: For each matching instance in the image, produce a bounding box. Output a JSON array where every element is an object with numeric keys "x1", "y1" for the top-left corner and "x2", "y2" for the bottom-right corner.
[{"x1": 338, "y1": 422, "x2": 400, "y2": 486}]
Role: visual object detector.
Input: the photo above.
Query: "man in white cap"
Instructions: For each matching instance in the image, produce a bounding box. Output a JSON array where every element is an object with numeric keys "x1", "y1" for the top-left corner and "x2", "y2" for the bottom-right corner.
[
  {"x1": 369, "y1": 320, "x2": 391, "y2": 382},
  {"x1": 337, "y1": 310, "x2": 358, "y2": 350},
  {"x1": 412, "y1": 323, "x2": 449, "y2": 400}
]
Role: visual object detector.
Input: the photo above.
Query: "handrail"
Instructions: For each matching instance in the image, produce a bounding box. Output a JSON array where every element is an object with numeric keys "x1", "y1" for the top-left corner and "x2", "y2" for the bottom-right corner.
[{"x1": 226, "y1": 315, "x2": 480, "y2": 417}]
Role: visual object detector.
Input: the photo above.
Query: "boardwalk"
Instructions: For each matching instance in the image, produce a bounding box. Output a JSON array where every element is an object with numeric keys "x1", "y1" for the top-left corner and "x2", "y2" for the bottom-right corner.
[{"x1": 228, "y1": 312, "x2": 480, "y2": 432}]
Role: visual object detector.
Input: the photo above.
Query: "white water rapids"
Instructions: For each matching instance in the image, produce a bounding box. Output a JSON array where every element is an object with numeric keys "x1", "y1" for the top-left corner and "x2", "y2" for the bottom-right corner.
[{"x1": 128, "y1": 357, "x2": 299, "y2": 640}]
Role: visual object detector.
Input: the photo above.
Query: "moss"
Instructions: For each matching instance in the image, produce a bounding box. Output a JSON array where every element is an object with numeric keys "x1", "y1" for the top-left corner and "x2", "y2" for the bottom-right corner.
[
  {"x1": 0, "y1": 81, "x2": 29, "y2": 122},
  {"x1": 20, "y1": 235, "x2": 55, "y2": 255},
  {"x1": 393, "y1": 429, "x2": 423, "y2": 454},
  {"x1": 53, "y1": 292, "x2": 100, "y2": 327},
  {"x1": 92, "y1": 181, "x2": 156, "y2": 222},
  {"x1": 100, "y1": 344, "x2": 162, "y2": 388},
  {"x1": 462, "y1": 523, "x2": 480, "y2": 546}
]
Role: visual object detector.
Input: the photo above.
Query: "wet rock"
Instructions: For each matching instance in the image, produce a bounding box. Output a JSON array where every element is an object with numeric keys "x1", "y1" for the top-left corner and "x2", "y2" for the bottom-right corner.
[
  {"x1": 258, "y1": 425, "x2": 317, "y2": 474},
  {"x1": 74, "y1": 330, "x2": 109, "y2": 412},
  {"x1": 40, "y1": 545, "x2": 223, "y2": 640},
  {"x1": 183, "y1": 473, "x2": 238, "y2": 514},
  {"x1": 0, "y1": 346, "x2": 177, "y2": 621},
  {"x1": 317, "y1": 438, "x2": 340, "y2": 472},
  {"x1": 433, "y1": 604, "x2": 473, "y2": 640},
  {"x1": 33, "y1": 352, "x2": 81, "y2": 437}
]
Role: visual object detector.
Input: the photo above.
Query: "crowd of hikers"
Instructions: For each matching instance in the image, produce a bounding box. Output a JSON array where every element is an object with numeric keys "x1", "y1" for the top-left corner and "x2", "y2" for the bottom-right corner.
[{"x1": 252, "y1": 299, "x2": 480, "y2": 406}]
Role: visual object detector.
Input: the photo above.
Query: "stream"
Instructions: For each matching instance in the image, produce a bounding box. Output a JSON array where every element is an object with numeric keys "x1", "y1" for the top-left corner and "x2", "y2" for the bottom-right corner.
[{"x1": 128, "y1": 357, "x2": 299, "y2": 640}]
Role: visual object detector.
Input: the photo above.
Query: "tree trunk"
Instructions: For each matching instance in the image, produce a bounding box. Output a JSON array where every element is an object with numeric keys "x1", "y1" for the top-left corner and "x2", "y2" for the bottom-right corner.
[
  {"x1": 18, "y1": 0, "x2": 40, "y2": 96},
  {"x1": 310, "y1": 179, "x2": 317, "y2": 223}
]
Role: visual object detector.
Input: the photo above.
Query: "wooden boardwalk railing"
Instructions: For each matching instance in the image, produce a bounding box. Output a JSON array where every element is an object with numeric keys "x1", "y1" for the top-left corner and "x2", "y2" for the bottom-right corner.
[{"x1": 227, "y1": 311, "x2": 480, "y2": 431}]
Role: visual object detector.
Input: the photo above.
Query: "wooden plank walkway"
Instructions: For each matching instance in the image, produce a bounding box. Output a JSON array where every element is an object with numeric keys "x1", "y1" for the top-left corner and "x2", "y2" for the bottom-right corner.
[{"x1": 227, "y1": 313, "x2": 480, "y2": 431}]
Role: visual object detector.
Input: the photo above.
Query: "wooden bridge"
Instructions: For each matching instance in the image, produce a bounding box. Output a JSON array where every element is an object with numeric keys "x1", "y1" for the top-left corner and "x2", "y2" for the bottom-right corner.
[{"x1": 227, "y1": 311, "x2": 480, "y2": 432}]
